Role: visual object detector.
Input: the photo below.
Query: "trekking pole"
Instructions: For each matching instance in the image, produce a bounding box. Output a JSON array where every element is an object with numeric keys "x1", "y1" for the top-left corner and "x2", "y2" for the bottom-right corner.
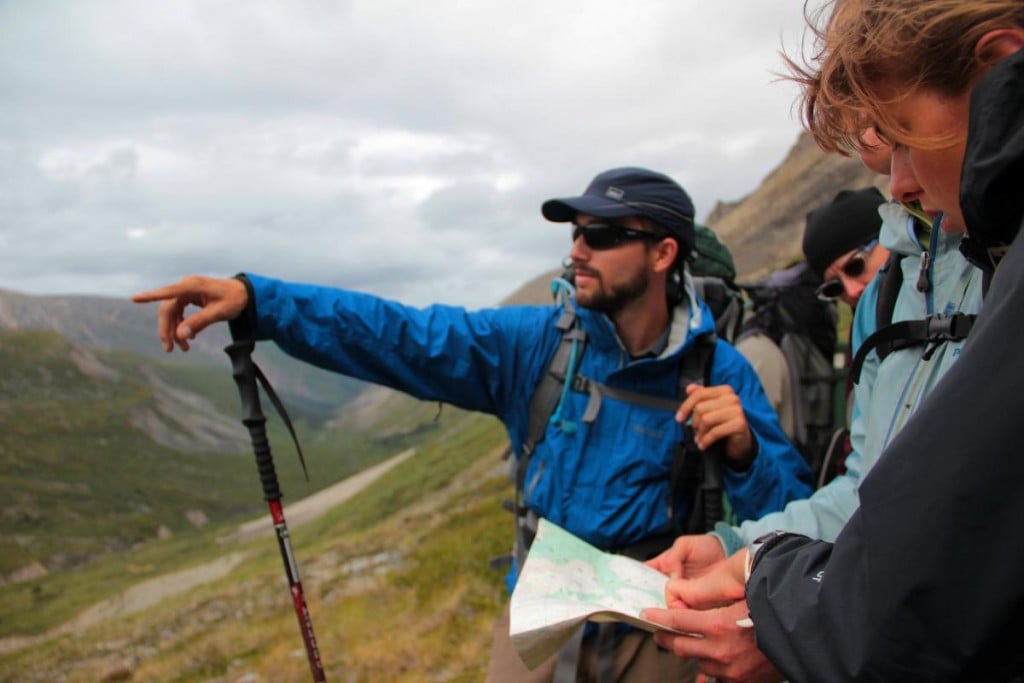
[
  {"x1": 225, "y1": 318, "x2": 327, "y2": 683},
  {"x1": 699, "y1": 447, "x2": 724, "y2": 531}
]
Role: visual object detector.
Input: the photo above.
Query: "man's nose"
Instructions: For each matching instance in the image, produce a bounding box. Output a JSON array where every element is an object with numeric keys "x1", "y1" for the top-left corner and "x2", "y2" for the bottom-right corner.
[{"x1": 569, "y1": 234, "x2": 590, "y2": 260}]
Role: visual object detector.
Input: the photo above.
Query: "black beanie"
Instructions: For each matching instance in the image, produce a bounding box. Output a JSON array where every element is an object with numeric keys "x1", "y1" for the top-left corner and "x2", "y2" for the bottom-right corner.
[{"x1": 802, "y1": 187, "x2": 886, "y2": 278}]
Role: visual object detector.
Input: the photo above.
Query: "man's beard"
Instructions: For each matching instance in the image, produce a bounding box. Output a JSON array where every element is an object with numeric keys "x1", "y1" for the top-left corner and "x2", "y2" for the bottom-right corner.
[{"x1": 575, "y1": 267, "x2": 650, "y2": 315}]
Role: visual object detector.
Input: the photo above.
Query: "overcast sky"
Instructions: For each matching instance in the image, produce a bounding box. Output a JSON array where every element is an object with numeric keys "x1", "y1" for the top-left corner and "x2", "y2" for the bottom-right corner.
[{"x1": 0, "y1": 0, "x2": 823, "y2": 309}]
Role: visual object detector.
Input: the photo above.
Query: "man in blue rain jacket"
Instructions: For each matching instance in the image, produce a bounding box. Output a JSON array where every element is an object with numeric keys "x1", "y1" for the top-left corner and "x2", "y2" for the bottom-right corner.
[{"x1": 134, "y1": 167, "x2": 811, "y2": 683}]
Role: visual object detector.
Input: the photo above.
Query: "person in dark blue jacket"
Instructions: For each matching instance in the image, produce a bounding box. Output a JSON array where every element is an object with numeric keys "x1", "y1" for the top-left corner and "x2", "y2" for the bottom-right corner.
[{"x1": 133, "y1": 166, "x2": 812, "y2": 683}]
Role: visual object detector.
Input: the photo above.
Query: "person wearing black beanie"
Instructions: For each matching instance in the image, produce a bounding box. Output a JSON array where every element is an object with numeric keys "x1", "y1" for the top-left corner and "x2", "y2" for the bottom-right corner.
[{"x1": 801, "y1": 187, "x2": 889, "y2": 307}]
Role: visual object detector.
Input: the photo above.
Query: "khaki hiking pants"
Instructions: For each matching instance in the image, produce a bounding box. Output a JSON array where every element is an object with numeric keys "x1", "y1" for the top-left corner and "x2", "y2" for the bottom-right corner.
[{"x1": 485, "y1": 606, "x2": 698, "y2": 683}]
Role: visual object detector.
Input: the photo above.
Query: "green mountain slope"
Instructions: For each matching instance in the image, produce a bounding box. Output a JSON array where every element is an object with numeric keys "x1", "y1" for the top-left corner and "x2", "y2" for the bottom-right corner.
[
  {"x1": 0, "y1": 328, "x2": 255, "y2": 579},
  {"x1": 0, "y1": 328, "x2": 424, "y2": 584},
  {"x1": 0, "y1": 407, "x2": 513, "y2": 682}
]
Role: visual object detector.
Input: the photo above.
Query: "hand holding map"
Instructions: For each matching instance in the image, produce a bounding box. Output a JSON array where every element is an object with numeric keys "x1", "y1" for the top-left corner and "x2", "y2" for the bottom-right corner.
[{"x1": 509, "y1": 518, "x2": 694, "y2": 669}]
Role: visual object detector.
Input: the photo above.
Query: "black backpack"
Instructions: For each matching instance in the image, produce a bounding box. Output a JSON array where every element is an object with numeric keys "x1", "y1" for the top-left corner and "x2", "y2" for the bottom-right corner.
[{"x1": 736, "y1": 262, "x2": 842, "y2": 480}]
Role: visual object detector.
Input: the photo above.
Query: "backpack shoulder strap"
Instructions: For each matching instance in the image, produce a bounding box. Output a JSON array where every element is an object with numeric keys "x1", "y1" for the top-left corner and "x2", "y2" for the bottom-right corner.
[
  {"x1": 849, "y1": 237, "x2": 978, "y2": 384},
  {"x1": 678, "y1": 330, "x2": 717, "y2": 392},
  {"x1": 578, "y1": 331, "x2": 716, "y2": 421},
  {"x1": 872, "y1": 251, "x2": 905, "y2": 361},
  {"x1": 669, "y1": 332, "x2": 724, "y2": 534},
  {"x1": 777, "y1": 332, "x2": 811, "y2": 448},
  {"x1": 523, "y1": 303, "x2": 583, "y2": 457},
  {"x1": 508, "y1": 300, "x2": 587, "y2": 571},
  {"x1": 849, "y1": 312, "x2": 976, "y2": 383}
]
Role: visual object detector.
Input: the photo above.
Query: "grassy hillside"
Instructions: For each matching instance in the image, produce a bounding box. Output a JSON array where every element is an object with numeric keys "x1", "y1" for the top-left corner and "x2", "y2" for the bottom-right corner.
[
  {"x1": 0, "y1": 407, "x2": 514, "y2": 682},
  {"x1": 0, "y1": 328, "x2": 433, "y2": 624}
]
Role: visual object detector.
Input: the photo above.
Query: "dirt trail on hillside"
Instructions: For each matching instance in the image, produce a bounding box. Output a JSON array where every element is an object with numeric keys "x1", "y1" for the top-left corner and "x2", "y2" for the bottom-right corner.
[{"x1": 0, "y1": 448, "x2": 416, "y2": 655}]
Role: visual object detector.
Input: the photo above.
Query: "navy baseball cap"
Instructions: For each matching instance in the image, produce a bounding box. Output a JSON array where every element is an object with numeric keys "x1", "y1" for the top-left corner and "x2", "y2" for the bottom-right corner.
[{"x1": 542, "y1": 167, "x2": 697, "y2": 254}]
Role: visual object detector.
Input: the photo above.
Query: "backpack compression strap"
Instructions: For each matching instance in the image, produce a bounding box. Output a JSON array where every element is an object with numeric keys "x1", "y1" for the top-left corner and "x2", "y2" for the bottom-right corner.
[{"x1": 849, "y1": 313, "x2": 977, "y2": 384}]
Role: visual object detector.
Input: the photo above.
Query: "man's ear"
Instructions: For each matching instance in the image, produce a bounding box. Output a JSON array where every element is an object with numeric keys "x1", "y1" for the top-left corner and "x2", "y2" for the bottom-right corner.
[
  {"x1": 651, "y1": 237, "x2": 679, "y2": 274},
  {"x1": 975, "y1": 28, "x2": 1024, "y2": 69}
]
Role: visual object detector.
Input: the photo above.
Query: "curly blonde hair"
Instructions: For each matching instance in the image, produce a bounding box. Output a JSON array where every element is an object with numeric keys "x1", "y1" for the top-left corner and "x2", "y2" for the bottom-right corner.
[{"x1": 785, "y1": 0, "x2": 1024, "y2": 154}]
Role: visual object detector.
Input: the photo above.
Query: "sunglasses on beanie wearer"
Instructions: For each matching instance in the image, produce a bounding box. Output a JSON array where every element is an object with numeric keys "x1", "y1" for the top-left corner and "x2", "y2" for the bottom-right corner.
[{"x1": 815, "y1": 239, "x2": 878, "y2": 301}]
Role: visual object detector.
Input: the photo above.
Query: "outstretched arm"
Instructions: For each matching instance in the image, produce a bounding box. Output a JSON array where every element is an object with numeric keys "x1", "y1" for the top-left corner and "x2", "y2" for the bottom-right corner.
[{"x1": 132, "y1": 275, "x2": 249, "y2": 352}]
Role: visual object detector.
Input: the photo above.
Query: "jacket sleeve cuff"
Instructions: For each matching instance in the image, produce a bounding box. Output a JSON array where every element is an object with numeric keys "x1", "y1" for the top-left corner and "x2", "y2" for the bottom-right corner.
[
  {"x1": 745, "y1": 531, "x2": 803, "y2": 584},
  {"x1": 227, "y1": 273, "x2": 258, "y2": 342},
  {"x1": 710, "y1": 521, "x2": 746, "y2": 557},
  {"x1": 722, "y1": 434, "x2": 759, "y2": 473}
]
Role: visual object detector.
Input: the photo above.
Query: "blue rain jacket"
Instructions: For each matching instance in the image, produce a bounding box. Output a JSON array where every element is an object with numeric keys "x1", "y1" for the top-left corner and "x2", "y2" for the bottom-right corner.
[{"x1": 247, "y1": 273, "x2": 811, "y2": 558}]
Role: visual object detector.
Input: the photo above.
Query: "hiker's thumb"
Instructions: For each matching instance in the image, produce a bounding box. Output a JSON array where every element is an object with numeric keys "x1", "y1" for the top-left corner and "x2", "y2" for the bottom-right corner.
[
  {"x1": 176, "y1": 297, "x2": 241, "y2": 342},
  {"x1": 175, "y1": 282, "x2": 248, "y2": 343}
]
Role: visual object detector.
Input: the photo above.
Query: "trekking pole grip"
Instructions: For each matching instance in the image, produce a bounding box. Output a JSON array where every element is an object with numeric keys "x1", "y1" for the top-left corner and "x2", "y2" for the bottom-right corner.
[
  {"x1": 225, "y1": 338, "x2": 282, "y2": 502},
  {"x1": 224, "y1": 335, "x2": 327, "y2": 682}
]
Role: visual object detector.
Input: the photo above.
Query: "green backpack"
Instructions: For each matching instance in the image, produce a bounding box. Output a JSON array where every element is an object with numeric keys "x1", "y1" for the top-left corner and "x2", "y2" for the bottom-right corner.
[{"x1": 689, "y1": 223, "x2": 744, "y2": 343}]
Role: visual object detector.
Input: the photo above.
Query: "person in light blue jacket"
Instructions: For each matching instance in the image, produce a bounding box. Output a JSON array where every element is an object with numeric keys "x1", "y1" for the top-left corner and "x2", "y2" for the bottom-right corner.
[
  {"x1": 134, "y1": 166, "x2": 812, "y2": 683},
  {"x1": 643, "y1": 193, "x2": 983, "y2": 681}
]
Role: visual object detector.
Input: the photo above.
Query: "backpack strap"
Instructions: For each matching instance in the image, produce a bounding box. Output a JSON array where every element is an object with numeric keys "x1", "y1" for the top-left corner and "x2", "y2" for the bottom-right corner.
[
  {"x1": 510, "y1": 301, "x2": 586, "y2": 571},
  {"x1": 849, "y1": 312, "x2": 977, "y2": 384},
  {"x1": 872, "y1": 251, "x2": 906, "y2": 362},
  {"x1": 669, "y1": 333, "x2": 724, "y2": 534},
  {"x1": 693, "y1": 275, "x2": 744, "y2": 344}
]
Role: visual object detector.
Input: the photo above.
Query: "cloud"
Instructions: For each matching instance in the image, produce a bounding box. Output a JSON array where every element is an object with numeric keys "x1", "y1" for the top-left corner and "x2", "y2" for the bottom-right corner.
[{"x1": 0, "y1": 0, "x2": 822, "y2": 308}]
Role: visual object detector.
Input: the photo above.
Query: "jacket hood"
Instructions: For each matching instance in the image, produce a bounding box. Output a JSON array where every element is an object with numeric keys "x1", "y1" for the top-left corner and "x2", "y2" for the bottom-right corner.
[{"x1": 959, "y1": 48, "x2": 1024, "y2": 269}]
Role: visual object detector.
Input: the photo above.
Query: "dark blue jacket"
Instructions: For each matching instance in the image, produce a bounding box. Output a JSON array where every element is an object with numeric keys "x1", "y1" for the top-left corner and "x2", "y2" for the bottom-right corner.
[{"x1": 746, "y1": 48, "x2": 1024, "y2": 683}]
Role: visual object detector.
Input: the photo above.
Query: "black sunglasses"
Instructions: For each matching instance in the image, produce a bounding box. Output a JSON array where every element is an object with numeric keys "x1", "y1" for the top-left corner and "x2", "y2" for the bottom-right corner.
[
  {"x1": 815, "y1": 239, "x2": 878, "y2": 300},
  {"x1": 572, "y1": 222, "x2": 668, "y2": 250}
]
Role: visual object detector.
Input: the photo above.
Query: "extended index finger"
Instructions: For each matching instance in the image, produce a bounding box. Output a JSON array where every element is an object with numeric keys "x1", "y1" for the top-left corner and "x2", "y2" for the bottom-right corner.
[{"x1": 131, "y1": 282, "x2": 195, "y2": 304}]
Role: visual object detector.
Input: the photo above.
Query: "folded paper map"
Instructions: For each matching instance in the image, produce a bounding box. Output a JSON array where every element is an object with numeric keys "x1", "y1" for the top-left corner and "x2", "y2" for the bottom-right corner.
[{"x1": 509, "y1": 518, "x2": 691, "y2": 669}]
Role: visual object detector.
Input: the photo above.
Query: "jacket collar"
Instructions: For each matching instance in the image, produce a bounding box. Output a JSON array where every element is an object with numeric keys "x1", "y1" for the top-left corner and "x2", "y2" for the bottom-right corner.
[{"x1": 879, "y1": 201, "x2": 964, "y2": 258}]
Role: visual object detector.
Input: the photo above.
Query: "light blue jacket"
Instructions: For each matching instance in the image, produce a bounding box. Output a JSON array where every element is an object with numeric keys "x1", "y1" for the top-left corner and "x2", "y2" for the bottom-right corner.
[
  {"x1": 245, "y1": 273, "x2": 812, "y2": 558},
  {"x1": 717, "y1": 202, "x2": 983, "y2": 548}
]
